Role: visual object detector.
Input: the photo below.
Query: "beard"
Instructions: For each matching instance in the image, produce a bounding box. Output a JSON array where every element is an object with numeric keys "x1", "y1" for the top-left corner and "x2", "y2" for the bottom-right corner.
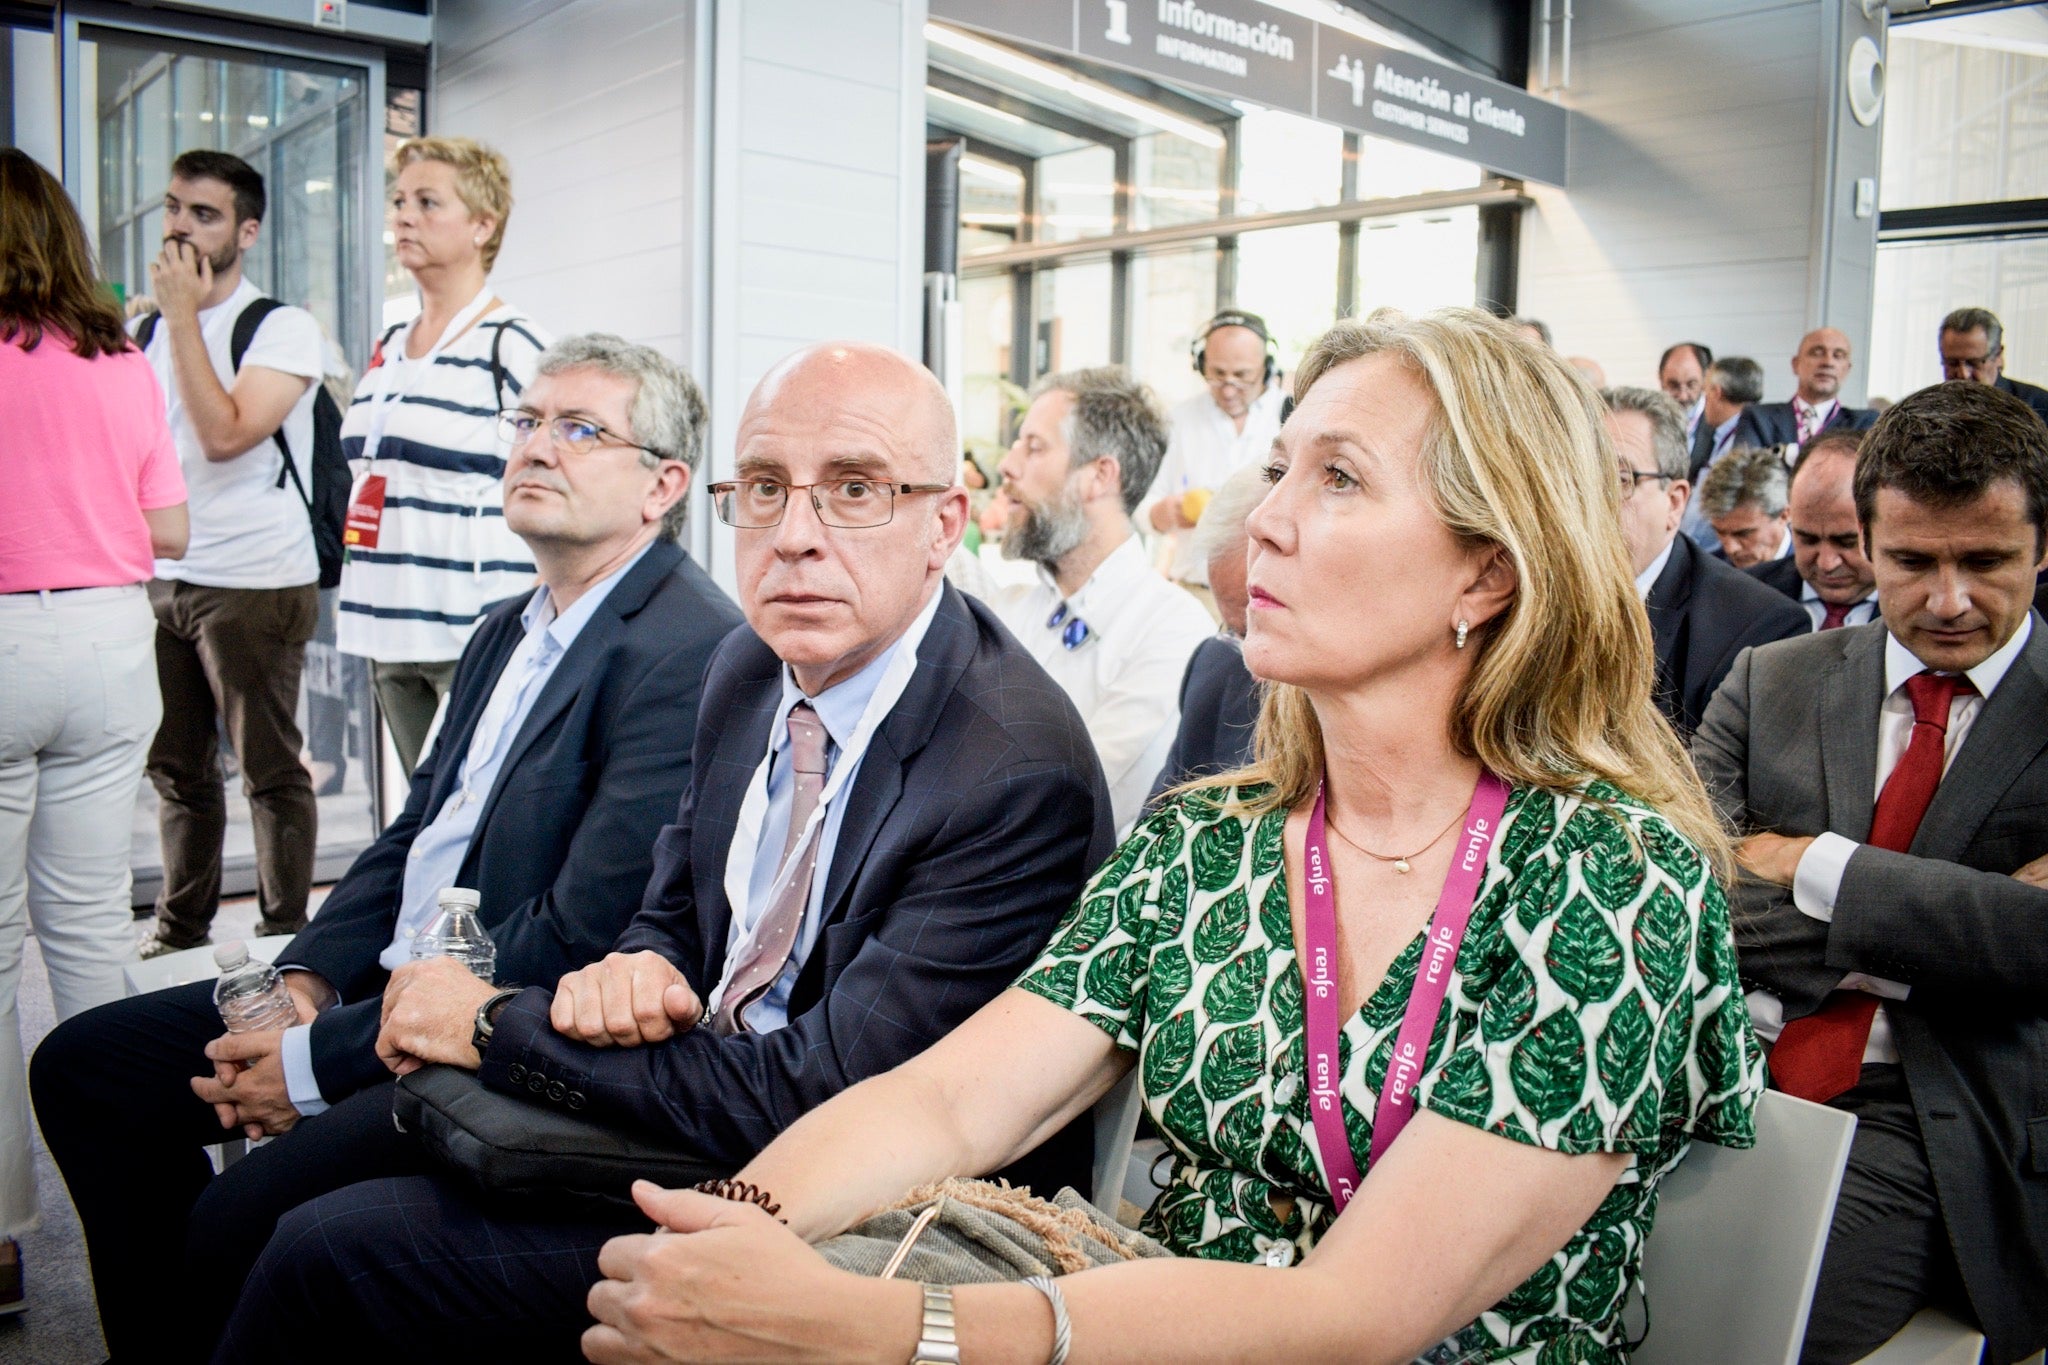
[
  {"x1": 1000, "y1": 484, "x2": 1090, "y2": 568},
  {"x1": 167, "y1": 234, "x2": 240, "y2": 275}
]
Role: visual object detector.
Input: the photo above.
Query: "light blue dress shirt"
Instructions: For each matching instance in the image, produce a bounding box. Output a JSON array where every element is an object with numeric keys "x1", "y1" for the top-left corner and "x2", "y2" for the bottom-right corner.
[
  {"x1": 728, "y1": 586, "x2": 942, "y2": 1032},
  {"x1": 281, "y1": 543, "x2": 650, "y2": 1115}
]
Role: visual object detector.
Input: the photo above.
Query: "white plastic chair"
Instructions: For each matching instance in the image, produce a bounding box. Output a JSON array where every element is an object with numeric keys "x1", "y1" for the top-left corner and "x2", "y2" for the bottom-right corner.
[
  {"x1": 122, "y1": 933, "x2": 296, "y2": 999},
  {"x1": 1088, "y1": 1067, "x2": 1145, "y2": 1212},
  {"x1": 1856, "y1": 1307, "x2": 1986, "y2": 1364},
  {"x1": 1632, "y1": 1090, "x2": 1857, "y2": 1365}
]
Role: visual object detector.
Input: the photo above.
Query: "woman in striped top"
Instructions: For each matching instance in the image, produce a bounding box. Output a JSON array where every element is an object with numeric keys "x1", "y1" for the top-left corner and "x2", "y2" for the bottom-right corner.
[{"x1": 339, "y1": 136, "x2": 552, "y2": 773}]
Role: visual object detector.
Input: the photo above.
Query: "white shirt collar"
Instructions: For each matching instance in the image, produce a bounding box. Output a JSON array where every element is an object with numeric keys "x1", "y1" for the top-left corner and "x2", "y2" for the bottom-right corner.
[
  {"x1": 1635, "y1": 539, "x2": 1676, "y2": 600},
  {"x1": 1036, "y1": 532, "x2": 1151, "y2": 616},
  {"x1": 1883, "y1": 613, "x2": 2033, "y2": 701}
]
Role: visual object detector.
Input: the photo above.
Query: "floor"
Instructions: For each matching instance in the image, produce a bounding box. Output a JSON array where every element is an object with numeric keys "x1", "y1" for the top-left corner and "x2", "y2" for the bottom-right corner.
[{"x1": 1, "y1": 889, "x2": 328, "y2": 1365}]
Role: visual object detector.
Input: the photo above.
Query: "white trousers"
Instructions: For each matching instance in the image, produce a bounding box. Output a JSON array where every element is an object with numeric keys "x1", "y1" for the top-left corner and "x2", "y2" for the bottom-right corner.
[{"x1": 0, "y1": 585, "x2": 160, "y2": 1235}]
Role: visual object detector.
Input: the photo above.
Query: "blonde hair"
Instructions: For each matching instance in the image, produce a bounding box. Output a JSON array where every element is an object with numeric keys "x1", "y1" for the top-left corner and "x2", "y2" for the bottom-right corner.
[
  {"x1": 1203, "y1": 307, "x2": 1731, "y2": 874},
  {"x1": 392, "y1": 136, "x2": 513, "y2": 272}
]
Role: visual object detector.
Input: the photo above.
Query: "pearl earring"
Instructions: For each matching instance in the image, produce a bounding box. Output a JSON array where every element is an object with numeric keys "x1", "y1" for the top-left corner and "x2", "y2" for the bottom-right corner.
[{"x1": 1454, "y1": 620, "x2": 1469, "y2": 650}]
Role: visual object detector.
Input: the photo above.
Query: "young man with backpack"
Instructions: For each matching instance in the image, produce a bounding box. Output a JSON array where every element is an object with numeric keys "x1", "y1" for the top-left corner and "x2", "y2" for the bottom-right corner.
[{"x1": 136, "y1": 150, "x2": 328, "y2": 955}]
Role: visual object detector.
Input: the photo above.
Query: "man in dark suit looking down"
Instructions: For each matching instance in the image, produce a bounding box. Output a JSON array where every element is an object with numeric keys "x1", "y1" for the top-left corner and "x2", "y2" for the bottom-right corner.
[
  {"x1": 1603, "y1": 385, "x2": 1809, "y2": 742},
  {"x1": 1734, "y1": 327, "x2": 1879, "y2": 450},
  {"x1": 1748, "y1": 429, "x2": 1879, "y2": 631},
  {"x1": 32, "y1": 334, "x2": 745, "y2": 1361},
  {"x1": 1693, "y1": 380, "x2": 2048, "y2": 1363},
  {"x1": 210, "y1": 341, "x2": 1115, "y2": 1361}
]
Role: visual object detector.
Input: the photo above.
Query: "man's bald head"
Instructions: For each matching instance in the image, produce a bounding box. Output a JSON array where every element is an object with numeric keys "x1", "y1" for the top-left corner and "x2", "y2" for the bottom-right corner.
[
  {"x1": 742, "y1": 342, "x2": 958, "y2": 483},
  {"x1": 1793, "y1": 327, "x2": 1854, "y2": 404}
]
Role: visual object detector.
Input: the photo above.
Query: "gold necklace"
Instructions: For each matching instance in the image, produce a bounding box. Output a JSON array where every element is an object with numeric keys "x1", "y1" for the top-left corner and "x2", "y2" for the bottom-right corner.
[{"x1": 1324, "y1": 803, "x2": 1469, "y2": 874}]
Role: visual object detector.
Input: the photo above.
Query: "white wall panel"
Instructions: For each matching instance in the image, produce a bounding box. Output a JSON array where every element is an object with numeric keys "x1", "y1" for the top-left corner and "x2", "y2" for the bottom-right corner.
[{"x1": 1519, "y1": 0, "x2": 1882, "y2": 402}]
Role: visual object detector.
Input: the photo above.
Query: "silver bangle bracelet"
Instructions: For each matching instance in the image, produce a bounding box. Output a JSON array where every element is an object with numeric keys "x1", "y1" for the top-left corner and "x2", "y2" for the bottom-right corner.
[{"x1": 1021, "y1": 1275, "x2": 1072, "y2": 1365}]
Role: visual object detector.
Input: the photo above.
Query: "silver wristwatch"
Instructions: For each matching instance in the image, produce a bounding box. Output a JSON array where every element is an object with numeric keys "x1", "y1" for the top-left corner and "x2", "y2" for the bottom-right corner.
[{"x1": 910, "y1": 1283, "x2": 960, "y2": 1365}]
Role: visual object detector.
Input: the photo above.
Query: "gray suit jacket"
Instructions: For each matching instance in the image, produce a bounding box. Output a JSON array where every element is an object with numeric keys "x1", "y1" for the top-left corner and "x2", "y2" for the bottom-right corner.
[{"x1": 1691, "y1": 621, "x2": 2048, "y2": 1361}]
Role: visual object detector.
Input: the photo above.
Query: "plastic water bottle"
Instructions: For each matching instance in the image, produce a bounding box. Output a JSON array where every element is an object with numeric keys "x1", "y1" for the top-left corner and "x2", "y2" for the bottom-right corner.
[
  {"x1": 411, "y1": 886, "x2": 496, "y2": 982},
  {"x1": 212, "y1": 941, "x2": 300, "y2": 1034}
]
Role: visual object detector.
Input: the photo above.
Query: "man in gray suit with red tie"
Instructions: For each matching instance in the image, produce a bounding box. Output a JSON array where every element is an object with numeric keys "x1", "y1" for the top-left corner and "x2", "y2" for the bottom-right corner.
[{"x1": 1692, "y1": 380, "x2": 2048, "y2": 1364}]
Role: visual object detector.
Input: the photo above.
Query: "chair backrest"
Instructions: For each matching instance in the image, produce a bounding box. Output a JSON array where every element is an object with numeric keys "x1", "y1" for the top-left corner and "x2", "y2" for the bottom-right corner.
[
  {"x1": 122, "y1": 934, "x2": 297, "y2": 999},
  {"x1": 1632, "y1": 1089, "x2": 1857, "y2": 1365},
  {"x1": 1089, "y1": 1067, "x2": 1145, "y2": 1212}
]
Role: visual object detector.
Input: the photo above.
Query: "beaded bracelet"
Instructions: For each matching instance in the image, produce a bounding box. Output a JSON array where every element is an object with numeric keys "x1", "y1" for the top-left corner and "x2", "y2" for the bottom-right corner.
[{"x1": 691, "y1": 1178, "x2": 787, "y2": 1223}]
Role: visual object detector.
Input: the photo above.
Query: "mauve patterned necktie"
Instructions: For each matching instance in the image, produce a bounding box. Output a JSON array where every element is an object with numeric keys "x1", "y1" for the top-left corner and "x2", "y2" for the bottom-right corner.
[
  {"x1": 1769, "y1": 672, "x2": 1974, "y2": 1102},
  {"x1": 711, "y1": 702, "x2": 830, "y2": 1035}
]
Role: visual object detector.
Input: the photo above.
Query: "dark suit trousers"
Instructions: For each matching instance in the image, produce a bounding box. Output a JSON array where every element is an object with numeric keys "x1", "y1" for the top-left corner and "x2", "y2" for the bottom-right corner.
[
  {"x1": 29, "y1": 981, "x2": 430, "y2": 1363},
  {"x1": 1799, "y1": 1066, "x2": 1974, "y2": 1365}
]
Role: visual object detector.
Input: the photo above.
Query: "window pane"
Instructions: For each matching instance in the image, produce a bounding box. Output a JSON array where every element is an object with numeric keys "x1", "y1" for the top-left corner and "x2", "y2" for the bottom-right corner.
[
  {"x1": 1353, "y1": 132, "x2": 1481, "y2": 200},
  {"x1": 173, "y1": 55, "x2": 221, "y2": 151},
  {"x1": 1037, "y1": 142, "x2": 1115, "y2": 243},
  {"x1": 1236, "y1": 105, "x2": 1341, "y2": 215},
  {"x1": 1134, "y1": 129, "x2": 1223, "y2": 229},
  {"x1": 1033, "y1": 258, "x2": 1113, "y2": 375},
  {"x1": 1233, "y1": 223, "x2": 1341, "y2": 371},
  {"x1": 960, "y1": 271, "x2": 1017, "y2": 459},
  {"x1": 1354, "y1": 206, "x2": 1479, "y2": 316},
  {"x1": 960, "y1": 152, "x2": 1026, "y2": 255},
  {"x1": 1883, "y1": 19, "x2": 2048, "y2": 211},
  {"x1": 1867, "y1": 236, "x2": 2048, "y2": 403},
  {"x1": 1130, "y1": 245, "x2": 1219, "y2": 406},
  {"x1": 135, "y1": 73, "x2": 170, "y2": 204}
]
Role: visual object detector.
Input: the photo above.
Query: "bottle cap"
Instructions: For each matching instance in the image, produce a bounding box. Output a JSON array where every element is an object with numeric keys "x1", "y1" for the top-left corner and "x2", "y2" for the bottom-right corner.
[
  {"x1": 212, "y1": 941, "x2": 250, "y2": 970},
  {"x1": 437, "y1": 887, "x2": 482, "y2": 911}
]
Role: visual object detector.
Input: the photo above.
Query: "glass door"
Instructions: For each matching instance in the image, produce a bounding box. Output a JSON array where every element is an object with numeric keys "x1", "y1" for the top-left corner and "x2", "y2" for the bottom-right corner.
[{"x1": 60, "y1": 7, "x2": 386, "y2": 900}]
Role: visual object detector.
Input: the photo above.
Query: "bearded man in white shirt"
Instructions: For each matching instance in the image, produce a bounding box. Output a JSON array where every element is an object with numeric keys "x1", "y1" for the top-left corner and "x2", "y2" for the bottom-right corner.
[
  {"x1": 1141, "y1": 310, "x2": 1287, "y2": 589},
  {"x1": 980, "y1": 366, "x2": 1214, "y2": 829}
]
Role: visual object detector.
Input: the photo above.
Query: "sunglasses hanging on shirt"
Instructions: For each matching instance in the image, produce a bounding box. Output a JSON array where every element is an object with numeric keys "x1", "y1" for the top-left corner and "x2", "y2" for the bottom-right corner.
[{"x1": 1045, "y1": 601, "x2": 1093, "y2": 651}]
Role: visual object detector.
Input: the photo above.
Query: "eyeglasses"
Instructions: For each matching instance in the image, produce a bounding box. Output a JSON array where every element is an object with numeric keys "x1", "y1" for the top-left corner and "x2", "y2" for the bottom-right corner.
[
  {"x1": 498, "y1": 410, "x2": 671, "y2": 462},
  {"x1": 1618, "y1": 467, "x2": 1673, "y2": 495},
  {"x1": 1046, "y1": 601, "x2": 1094, "y2": 650},
  {"x1": 1206, "y1": 369, "x2": 1265, "y2": 391},
  {"x1": 707, "y1": 478, "x2": 952, "y2": 529},
  {"x1": 1940, "y1": 350, "x2": 2002, "y2": 380}
]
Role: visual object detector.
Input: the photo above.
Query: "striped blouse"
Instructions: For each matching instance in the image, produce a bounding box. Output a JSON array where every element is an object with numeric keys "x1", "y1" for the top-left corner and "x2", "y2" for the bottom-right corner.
[{"x1": 336, "y1": 305, "x2": 552, "y2": 662}]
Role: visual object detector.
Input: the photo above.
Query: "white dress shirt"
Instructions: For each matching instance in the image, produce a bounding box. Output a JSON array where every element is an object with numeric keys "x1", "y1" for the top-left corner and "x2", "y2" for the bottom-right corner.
[
  {"x1": 1634, "y1": 540, "x2": 1675, "y2": 601},
  {"x1": 1748, "y1": 616, "x2": 2035, "y2": 1065},
  {"x1": 1142, "y1": 385, "x2": 1286, "y2": 583},
  {"x1": 971, "y1": 535, "x2": 1213, "y2": 831}
]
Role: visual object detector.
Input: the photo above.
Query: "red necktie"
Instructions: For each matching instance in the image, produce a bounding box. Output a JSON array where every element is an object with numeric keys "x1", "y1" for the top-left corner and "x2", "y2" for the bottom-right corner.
[
  {"x1": 1820, "y1": 602, "x2": 1852, "y2": 630},
  {"x1": 1770, "y1": 672, "x2": 1974, "y2": 1102}
]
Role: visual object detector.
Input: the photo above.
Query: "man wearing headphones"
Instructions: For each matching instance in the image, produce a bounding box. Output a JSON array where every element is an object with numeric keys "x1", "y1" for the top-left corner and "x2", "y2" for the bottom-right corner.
[{"x1": 1142, "y1": 310, "x2": 1286, "y2": 592}]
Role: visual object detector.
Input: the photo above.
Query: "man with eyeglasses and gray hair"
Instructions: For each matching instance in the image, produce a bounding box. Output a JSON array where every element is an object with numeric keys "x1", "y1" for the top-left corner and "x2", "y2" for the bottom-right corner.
[
  {"x1": 1938, "y1": 306, "x2": 2048, "y2": 427},
  {"x1": 34, "y1": 332, "x2": 744, "y2": 1359},
  {"x1": 961, "y1": 365, "x2": 1215, "y2": 831},
  {"x1": 204, "y1": 341, "x2": 1111, "y2": 1361}
]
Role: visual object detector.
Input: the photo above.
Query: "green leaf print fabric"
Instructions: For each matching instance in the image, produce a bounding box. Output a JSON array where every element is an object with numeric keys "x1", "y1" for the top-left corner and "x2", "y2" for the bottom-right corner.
[{"x1": 1016, "y1": 783, "x2": 1765, "y2": 1365}]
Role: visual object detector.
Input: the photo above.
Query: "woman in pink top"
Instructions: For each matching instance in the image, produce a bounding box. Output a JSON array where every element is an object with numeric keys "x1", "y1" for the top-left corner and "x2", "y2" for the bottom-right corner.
[{"x1": 0, "y1": 148, "x2": 189, "y2": 1311}]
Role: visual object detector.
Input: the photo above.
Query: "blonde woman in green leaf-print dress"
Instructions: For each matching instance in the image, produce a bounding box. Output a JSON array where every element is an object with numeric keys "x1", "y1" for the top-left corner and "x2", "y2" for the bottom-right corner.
[{"x1": 581, "y1": 310, "x2": 1766, "y2": 1365}]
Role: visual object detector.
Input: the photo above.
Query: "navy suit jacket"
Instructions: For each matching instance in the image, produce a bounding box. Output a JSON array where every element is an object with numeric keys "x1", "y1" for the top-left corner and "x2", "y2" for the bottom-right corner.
[
  {"x1": 281, "y1": 540, "x2": 742, "y2": 1099},
  {"x1": 479, "y1": 583, "x2": 1115, "y2": 1173},
  {"x1": 1645, "y1": 534, "x2": 1811, "y2": 742},
  {"x1": 1731, "y1": 400, "x2": 1877, "y2": 450},
  {"x1": 1746, "y1": 554, "x2": 1805, "y2": 604},
  {"x1": 1147, "y1": 635, "x2": 1259, "y2": 807},
  {"x1": 1998, "y1": 374, "x2": 2048, "y2": 428}
]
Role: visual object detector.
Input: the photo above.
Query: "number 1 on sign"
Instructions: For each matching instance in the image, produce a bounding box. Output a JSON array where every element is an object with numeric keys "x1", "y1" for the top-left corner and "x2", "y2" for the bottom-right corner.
[{"x1": 1104, "y1": 0, "x2": 1131, "y2": 45}]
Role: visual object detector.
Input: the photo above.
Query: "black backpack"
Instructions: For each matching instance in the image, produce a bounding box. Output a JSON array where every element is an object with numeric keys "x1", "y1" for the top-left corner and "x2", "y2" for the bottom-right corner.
[{"x1": 139, "y1": 298, "x2": 349, "y2": 588}]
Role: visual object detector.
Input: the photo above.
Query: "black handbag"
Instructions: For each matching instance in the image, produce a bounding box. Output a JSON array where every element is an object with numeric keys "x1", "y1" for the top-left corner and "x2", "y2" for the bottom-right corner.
[{"x1": 392, "y1": 1064, "x2": 730, "y2": 1212}]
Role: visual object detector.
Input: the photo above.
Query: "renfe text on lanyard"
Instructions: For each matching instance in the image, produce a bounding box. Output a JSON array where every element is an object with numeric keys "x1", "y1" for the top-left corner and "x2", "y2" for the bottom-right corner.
[{"x1": 1302, "y1": 771, "x2": 1510, "y2": 1213}]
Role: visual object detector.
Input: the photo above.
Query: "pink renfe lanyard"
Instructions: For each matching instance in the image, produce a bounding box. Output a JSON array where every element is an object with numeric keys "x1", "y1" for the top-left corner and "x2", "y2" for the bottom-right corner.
[{"x1": 1302, "y1": 771, "x2": 1511, "y2": 1212}]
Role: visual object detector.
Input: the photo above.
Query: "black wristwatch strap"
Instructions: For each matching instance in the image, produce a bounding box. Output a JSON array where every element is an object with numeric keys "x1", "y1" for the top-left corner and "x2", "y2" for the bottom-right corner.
[{"x1": 471, "y1": 986, "x2": 524, "y2": 1058}]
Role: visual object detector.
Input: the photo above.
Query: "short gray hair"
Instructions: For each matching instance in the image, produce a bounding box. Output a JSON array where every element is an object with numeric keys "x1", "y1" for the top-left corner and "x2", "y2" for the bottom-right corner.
[
  {"x1": 1698, "y1": 444, "x2": 1789, "y2": 519},
  {"x1": 1705, "y1": 356, "x2": 1764, "y2": 406},
  {"x1": 1033, "y1": 365, "x2": 1169, "y2": 516},
  {"x1": 1189, "y1": 460, "x2": 1270, "y2": 563},
  {"x1": 1600, "y1": 385, "x2": 1689, "y2": 480},
  {"x1": 1510, "y1": 315, "x2": 1553, "y2": 347},
  {"x1": 1940, "y1": 306, "x2": 2003, "y2": 355},
  {"x1": 534, "y1": 333, "x2": 707, "y2": 541}
]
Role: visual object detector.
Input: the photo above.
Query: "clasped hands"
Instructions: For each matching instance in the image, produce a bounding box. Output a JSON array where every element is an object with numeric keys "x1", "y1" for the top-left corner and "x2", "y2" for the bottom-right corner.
[
  {"x1": 188, "y1": 972, "x2": 326, "y2": 1140},
  {"x1": 371, "y1": 950, "x2": 706, "y2": 1081},
  {"x1": 1738, "y1": 834, "x2": 2048, "y2": 890}
]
